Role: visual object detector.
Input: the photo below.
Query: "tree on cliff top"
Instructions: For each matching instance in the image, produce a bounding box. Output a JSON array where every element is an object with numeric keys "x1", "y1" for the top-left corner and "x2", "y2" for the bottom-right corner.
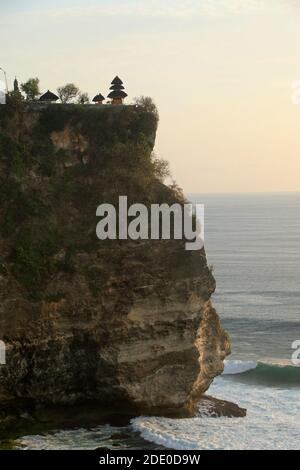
[
  {"x1": 20, "y1": 78, "x2": 40, "y2": 101},
  {"x1": 57, "y1": 83, "x2": 79, "y2": 103},
  {"x1": 133, "y1": 96, "x2": 159, "y2": 121},
  {"x1": 151, "y1": 152, "x2": 170, "y2": 182},
  {"x1": 77, "y1": 92, "x2": 90, "y2": 104}
]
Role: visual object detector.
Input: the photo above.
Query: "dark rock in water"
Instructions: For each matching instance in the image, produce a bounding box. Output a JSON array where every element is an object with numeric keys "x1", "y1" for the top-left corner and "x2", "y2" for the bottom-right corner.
[
  {"x1": 0, "y1": 102, "x2": 234, "y2": 434},
  {"x1": 198, "y1": 395, "x2": 247, "y2": 418}
]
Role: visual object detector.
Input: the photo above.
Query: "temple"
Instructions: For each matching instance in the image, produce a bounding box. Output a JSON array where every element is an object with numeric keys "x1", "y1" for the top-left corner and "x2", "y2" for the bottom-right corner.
[
  {"x1": 39, "y1": 90, "x2": 59, "y2": 102},
  {"x1": 13, "y1": 77, "x2": 20, "y2": 93},
  {"x1": 92, "y1": 93, "x2": 105, "y2": 105},
  {"x1": 107, "y1": 76, "x2": 128, "y2": 105},
  {"x1": 12, "y1": 77, "x2": 22, "y2": 99}
]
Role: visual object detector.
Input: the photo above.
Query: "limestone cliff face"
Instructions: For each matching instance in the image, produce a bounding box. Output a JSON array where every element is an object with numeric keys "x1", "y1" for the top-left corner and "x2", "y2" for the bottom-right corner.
[{"x1": 0, "y1": 102, "x2": 230, "y2": 426}]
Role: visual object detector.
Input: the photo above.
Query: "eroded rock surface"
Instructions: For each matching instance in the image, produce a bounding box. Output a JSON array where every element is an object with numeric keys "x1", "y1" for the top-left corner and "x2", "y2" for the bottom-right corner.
[{"x1": 0, "y1": 102, "x2": 235, "y2": 430}]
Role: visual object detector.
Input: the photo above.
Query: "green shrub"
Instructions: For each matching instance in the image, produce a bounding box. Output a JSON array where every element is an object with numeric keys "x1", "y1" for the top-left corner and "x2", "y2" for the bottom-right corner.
[
  {"x1": 44, "y1": 292, "x2": 65, "y2": 303},
  {"x1": 36, "y1": 105, "x2": 76, "y2": 135},
  {"x1": 11, "y1": 225, "x2": 61, "y2": 294}
]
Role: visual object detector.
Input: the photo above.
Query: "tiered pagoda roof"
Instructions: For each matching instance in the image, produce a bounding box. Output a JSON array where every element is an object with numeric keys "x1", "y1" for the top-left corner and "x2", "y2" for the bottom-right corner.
[{"x1": 107, "y1": 76, "x2": 128, "y2": 100}]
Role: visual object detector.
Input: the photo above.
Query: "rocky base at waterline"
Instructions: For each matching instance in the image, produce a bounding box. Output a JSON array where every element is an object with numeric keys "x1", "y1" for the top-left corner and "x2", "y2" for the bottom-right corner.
[
  {"x1": 0, "y1": 393, "x2": 246, "y2": 443},
  {"x1": 0, "y1": 100, "x2": 244, "y2": 436}
]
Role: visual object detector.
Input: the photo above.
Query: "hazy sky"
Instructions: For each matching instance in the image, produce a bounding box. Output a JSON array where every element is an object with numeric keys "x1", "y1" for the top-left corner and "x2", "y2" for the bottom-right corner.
[{"x1": 1, "y1": 0, "x2": 300, "y2": 193}]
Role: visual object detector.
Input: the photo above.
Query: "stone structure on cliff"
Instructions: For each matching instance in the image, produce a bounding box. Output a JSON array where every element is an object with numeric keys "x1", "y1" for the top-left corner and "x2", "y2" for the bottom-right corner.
[
  {"x1": 0, "y1": 100, "x2": 240, "y2": 434},
  {"x1": 107, "y1": 76, "x2": 128, "y2": 105},
  {"x1": 39, "y1": 90, "x2": 59, "y2": 103},
  {"x1": 92, "y1": 93, "x2": 105, "y2": 105}
]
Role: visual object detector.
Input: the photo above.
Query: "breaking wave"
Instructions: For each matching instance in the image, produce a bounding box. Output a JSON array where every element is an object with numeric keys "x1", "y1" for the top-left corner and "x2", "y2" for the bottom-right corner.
[
  {"x1": 223, "y1": 360, "x2": 300, "y2": 387},
  {"x1": 131, "y1": 359, "x2": 300, "y2": 450}
]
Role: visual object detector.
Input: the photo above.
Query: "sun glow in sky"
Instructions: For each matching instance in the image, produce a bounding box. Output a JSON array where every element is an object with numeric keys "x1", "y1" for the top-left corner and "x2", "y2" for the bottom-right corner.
[{"x1": 1, "y1": 0, "x2": 300, "y2": 192}]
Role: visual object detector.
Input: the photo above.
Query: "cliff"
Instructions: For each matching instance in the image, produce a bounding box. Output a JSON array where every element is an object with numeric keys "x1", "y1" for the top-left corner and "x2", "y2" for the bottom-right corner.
[{"x1": 0, "y1": 100, "x2": 238, "y2": 434}]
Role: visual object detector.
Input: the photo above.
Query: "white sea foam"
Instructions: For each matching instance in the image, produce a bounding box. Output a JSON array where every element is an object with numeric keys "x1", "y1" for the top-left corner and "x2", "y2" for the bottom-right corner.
[
  {"x1": 15, "y1": 425, "x2": 123, "y2": 450},
  {"x1": 131, "y1": 364, "x2": 300, "y2": 450}
]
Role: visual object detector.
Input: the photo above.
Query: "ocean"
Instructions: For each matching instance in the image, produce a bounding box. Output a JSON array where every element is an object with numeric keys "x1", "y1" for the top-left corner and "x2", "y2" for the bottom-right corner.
[{"x1": 14, "y1": 193, "x2": 300, "y2": 450}]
